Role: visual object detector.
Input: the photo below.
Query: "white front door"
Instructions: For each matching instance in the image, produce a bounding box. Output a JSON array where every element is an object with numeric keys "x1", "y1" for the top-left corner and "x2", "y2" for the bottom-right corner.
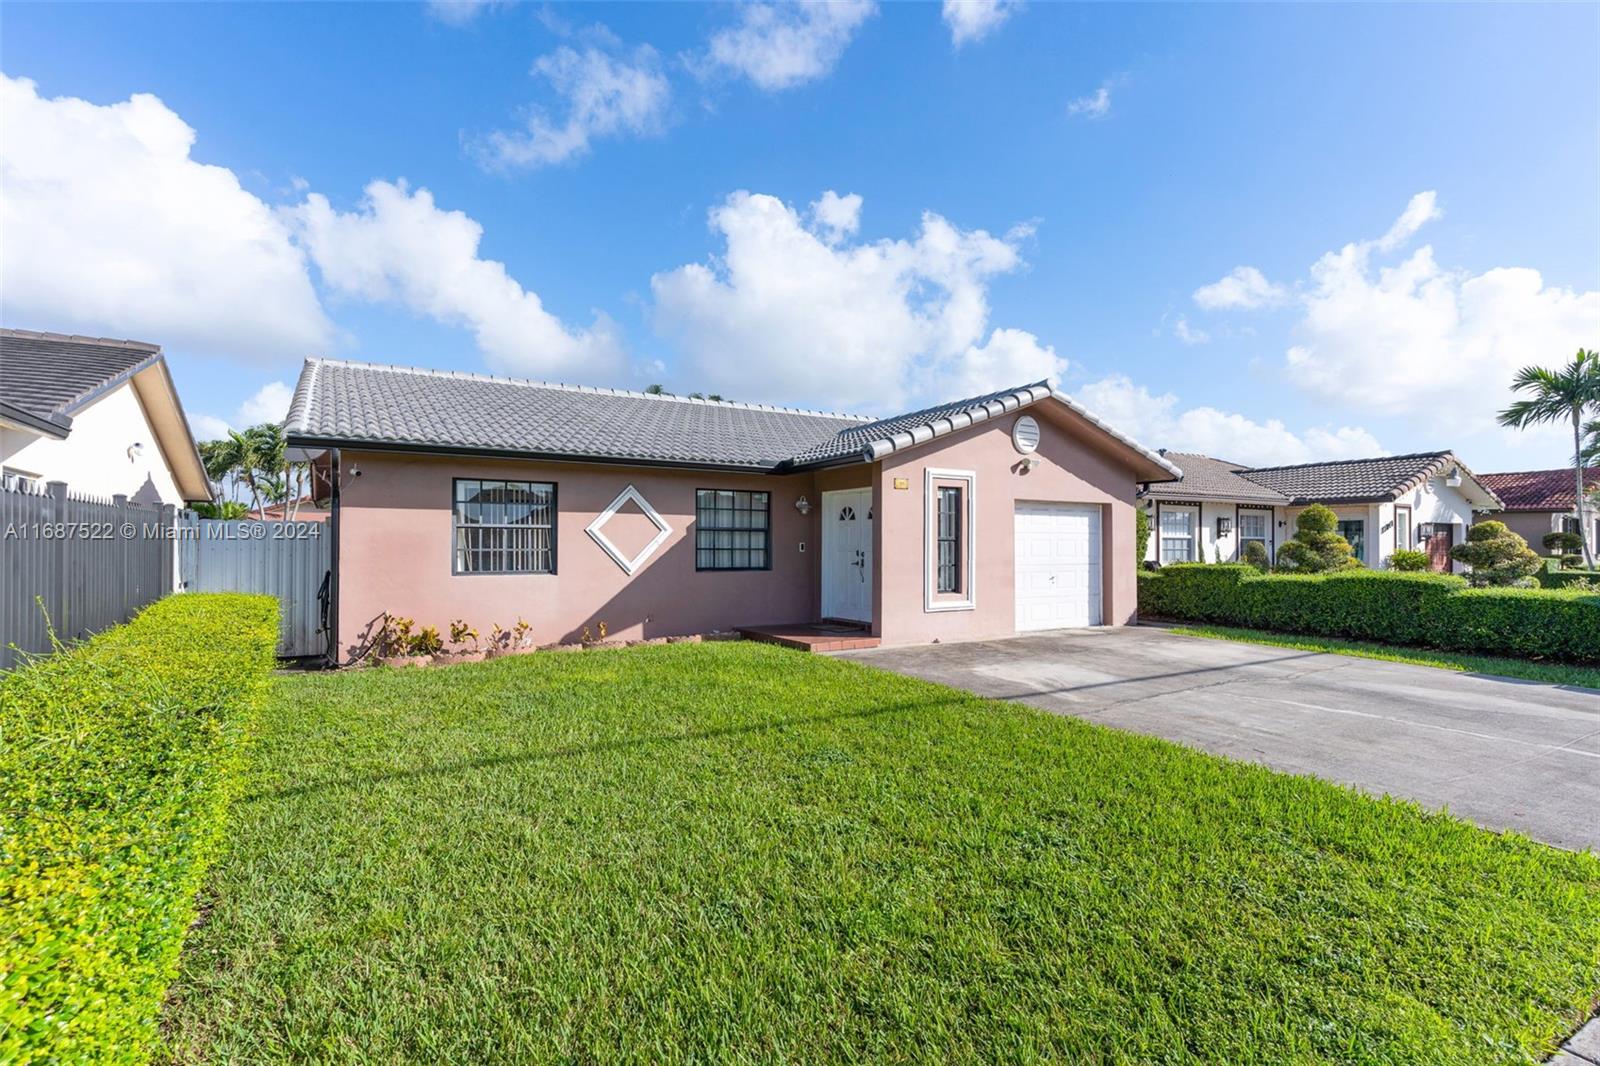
[
  {"x1": 821, "y1": 488, "x2": 873, "y2": 623},
  {"x1": 1014, "y1": 502, "x2": 1102, "y2": 630}
]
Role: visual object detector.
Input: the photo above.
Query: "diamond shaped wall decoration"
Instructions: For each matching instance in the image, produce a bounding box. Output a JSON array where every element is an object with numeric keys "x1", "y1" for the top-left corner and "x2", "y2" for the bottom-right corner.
[{"x1": 586, "y1": 484, "x2": 672, "y2": 575}]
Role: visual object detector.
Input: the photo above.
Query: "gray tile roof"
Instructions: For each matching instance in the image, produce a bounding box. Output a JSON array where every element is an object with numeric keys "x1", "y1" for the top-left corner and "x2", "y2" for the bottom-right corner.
[
  {"x1": 1141, "y1": 449, "x2": 1503, "y2": 508},
  {"x1": 285, "y1": 359, "x2": 872, "y2": 470},
  {"x1": 0, "y1": 329, "x2": 162, "y2": 436},
  {"x1": 1237, "y1": 452, "x2": 1462, "y2": 504},
  {"x1": 284, "y1": 359, "x2": 1182, "y2": 478},
  {"x1": 1141, "y1": 452, "x2": 1288, "y2": 503}
]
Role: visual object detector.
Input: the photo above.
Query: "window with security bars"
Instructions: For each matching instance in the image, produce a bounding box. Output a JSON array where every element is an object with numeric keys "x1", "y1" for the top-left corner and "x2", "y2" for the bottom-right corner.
[
  {"x1": 936, "y1": 486, "x2": 962, "y2": 593},
  {"x1": 453, "y1": 479, "x2": 555, "y2": 574},
  {"x1": 695, "y1": 489, "x2": 770, "y2": 570}
]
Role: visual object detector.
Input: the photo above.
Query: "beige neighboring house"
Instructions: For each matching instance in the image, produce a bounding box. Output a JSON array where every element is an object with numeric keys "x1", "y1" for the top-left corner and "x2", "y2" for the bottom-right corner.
[
  {"x1": 0, "y1": 329, "x2": 212, "y2": 505},
  {"x1": 1475, "y1": 467, "x2": 1600, "y2": 555}
]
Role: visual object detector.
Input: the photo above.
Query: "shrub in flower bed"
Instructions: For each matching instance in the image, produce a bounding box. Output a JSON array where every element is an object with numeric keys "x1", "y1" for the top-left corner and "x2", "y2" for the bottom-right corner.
[
  {"x1": 1139, "y1": 564, "x2": 1599, "y2": 662},
  {"x1": 0, "y1": 593, "x2": 279, "y2": 1065}
]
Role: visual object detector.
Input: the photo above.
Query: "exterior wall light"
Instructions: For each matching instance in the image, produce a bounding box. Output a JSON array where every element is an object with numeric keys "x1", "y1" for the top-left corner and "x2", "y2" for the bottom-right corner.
[
  {"x1": 794, "y1": 496, "x2": 812, "y2": 515},
  {"x1": 1216, "y1": 517, "x2": 1232, "y2": 536}
]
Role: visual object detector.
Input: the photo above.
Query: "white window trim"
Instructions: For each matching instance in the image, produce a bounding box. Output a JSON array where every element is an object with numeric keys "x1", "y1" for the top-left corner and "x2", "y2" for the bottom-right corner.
[
  {"x1": 924, "y1": 467, "x2": 976, "y2": 612},
  {"x1": 1158, "y1": 505, "x2": 1197, "y2": 564},
  {"x1": 586, "y1": 484, "x2": 672, "y2": 575}
]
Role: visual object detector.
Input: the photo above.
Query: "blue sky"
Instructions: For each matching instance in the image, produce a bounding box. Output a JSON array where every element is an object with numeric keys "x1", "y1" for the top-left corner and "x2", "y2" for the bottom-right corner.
[{"x1": 2, "y1": 1, "x2": 1596, "y2": 469}]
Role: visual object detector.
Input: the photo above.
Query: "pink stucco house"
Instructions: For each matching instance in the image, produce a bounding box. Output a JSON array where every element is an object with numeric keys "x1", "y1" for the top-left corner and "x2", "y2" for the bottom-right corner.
[{"x1": 284, "y1": 359, "x2": 1180, "y2": 658}]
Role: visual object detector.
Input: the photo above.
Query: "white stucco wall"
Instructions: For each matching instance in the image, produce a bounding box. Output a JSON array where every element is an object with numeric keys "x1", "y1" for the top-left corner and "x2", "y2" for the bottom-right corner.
[
  {"x1": 1142, "y1": 500, "x2": 1285, "y2": 564},
  {"x1": 0, "y1": 382, "x2": 184, "y2": 505}
]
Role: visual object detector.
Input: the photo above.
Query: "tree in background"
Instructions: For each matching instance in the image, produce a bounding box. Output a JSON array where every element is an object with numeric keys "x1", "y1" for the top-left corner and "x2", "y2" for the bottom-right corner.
[
  {"x1": 1134, "y1": 507, "x2": 1150, "y2": 568},
  {"x1": 1496, "y1": 349, "x2": 1600, "y2": 570},
  {"x1": 1274, "y1": 504, "x2": 1359, "y2": 573},
  {"x1": 1450, "y1": 521, "x2": 1541, "y2": 587},
  {"x1": 196, "y1": 423, "x2": 305, "y2": 518}
]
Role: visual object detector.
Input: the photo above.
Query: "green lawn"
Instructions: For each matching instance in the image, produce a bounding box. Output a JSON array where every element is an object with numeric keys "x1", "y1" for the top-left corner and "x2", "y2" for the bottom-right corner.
[
  {"x1": 162, "y1": 643, "x2": 1600, "y2": 1065},
  {"x1": 1165, "y1": 623, "x2": 1600, "y2": 689}
]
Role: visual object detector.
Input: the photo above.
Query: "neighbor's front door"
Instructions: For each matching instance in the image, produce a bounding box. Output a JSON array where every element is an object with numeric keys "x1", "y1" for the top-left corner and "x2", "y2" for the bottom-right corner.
[{"x1": 821, "y1": 488, "x2": 873, "y2": 623}]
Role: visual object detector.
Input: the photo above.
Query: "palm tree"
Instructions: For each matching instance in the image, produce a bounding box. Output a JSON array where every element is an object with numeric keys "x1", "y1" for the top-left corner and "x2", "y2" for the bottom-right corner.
[{"x1": 1497, "y1": 349, "x2": 1600, "y2": 569}]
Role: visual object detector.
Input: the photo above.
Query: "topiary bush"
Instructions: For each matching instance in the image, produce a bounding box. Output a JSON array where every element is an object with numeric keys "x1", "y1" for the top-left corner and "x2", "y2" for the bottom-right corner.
[
  {"x1": 1450, "y1": 521, "x2": 1541, "y2": 587},
  {"x1": 0, "y1": 593, "x2": 280, "y2": 1065},
  {"x1": 1542, "y1": 530, "x2": 1584, "y2": 556},
  {"x1": 1275, "y1": 504, "x2": 1360, "y2": 573},
  {"x1": 1387, "y1": 549, "x2": 1430, "y2": 572},
  {"x1": 1240, "y1": 539, "x2": 1270, "y2": 571}
]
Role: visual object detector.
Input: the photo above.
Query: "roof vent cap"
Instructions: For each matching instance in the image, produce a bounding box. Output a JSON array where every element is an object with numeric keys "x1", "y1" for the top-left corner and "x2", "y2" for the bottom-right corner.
[{"x1": 1012, "y1": 415, "x2": 1041, "y2": 454}]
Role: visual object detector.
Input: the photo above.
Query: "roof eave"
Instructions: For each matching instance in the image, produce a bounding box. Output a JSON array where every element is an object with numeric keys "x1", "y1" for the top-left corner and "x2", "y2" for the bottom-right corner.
[
  {"x1": 285, "y1": 434, "x2": 791, "y2": 475},
  {"x1": 0, "y1": 401, "x2": 72, "y2": 439},
  {"x1": 843, "y1": 383, "x2": 1182, "y2": 482}
]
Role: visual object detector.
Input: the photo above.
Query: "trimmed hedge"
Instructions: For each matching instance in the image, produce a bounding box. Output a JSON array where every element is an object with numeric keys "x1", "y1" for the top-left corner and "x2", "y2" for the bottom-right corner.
[
  {"x1": 1138, "y1": 564, "x2": 1600, "y2": 662},
  {"x1": 0, "y1": 593, "x2": 279, "y2": 1065},
  {"x1": 1537, "y1": 566, "x2": 1600, "y2": 590}
]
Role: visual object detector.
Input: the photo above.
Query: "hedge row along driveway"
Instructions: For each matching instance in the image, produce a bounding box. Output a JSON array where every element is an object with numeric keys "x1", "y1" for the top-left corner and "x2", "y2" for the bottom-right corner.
[
  {"x1": 0, "y1": 594, "x2": 280, "y2": 1066},
  {"x1": 161, "y1": 644, "x2": 1600, "y2": 1064},
  {"x1": 1137, "y1": 565, "x2": 1600, "y2": 662}
]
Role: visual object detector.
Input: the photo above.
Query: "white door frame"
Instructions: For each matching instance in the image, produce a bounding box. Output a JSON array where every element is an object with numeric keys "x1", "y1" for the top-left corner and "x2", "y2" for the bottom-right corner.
[{"x1": 820, "y1": 487, "x2": 873, "y2": 623}]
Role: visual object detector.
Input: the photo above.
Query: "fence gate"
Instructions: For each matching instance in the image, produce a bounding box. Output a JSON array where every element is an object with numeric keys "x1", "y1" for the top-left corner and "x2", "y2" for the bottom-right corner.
[{"x1": 190, "y1": 520, "x2": 331, "y2": 658}]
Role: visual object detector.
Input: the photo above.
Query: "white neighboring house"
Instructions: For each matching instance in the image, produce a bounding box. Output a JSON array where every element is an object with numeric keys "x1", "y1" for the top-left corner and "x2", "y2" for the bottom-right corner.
[
  {"x1": 1140, "y1": 451, "x2": 1503, "y2": 573},
  {"x1": 0, "y1": 329, "x2": 212, "y2": 506}
]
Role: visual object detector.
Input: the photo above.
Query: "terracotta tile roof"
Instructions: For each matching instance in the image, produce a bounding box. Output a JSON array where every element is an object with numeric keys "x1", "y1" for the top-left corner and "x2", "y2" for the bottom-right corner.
[{"x1": 1477, "y1": 467, "x2": 1600, "y2": 511}]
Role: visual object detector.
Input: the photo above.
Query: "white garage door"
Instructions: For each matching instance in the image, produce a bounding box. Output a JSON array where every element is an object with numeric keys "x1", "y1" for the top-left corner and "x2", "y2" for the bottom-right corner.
[{"x1": 1014, "y1": 502, "x2": 1102, "y2": 631}]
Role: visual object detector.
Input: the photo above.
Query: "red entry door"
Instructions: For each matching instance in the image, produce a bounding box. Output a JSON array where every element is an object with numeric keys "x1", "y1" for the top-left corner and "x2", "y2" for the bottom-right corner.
[{"x1": 1420, "y1": 524, "x2": 1453, "y2": 571}]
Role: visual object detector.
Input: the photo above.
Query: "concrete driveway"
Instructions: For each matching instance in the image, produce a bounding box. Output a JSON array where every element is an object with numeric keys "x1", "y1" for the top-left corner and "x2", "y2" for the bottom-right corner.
[{"x1": 840, "y1": 626, "x2": 1600, "y2": 852}]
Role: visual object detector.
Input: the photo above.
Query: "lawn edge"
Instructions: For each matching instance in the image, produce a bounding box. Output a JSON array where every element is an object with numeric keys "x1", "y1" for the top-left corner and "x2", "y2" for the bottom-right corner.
[{"x1": 1147, "y1": 621, "x2": 1600, "y2": 690}]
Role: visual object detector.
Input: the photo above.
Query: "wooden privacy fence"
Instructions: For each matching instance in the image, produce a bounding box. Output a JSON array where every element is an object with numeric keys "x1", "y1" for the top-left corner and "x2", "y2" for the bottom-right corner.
[{"x1": 1, "y1": 479, "x2": 177, "y2": 670}]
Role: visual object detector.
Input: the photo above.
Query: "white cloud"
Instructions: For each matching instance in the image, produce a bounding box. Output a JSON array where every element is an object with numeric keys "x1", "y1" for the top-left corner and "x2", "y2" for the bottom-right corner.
[
  {"x1": 475, "y1": 44, "x2": 670, "y2": 168},
  {"x1": 189, "y1": 413, "x2": 234, "y2": 442},
  {"x1": 191, "y1": 380, "x2": 295, "y2": 442},
  {"x1": 1173, "y1": 316, "x2": 1210, "y2": 345},
  {"x1": 651, "y1": 190, "x2": 1052, "y2": 410},
  {"x1": 949, "y1": 328, "x2": 1066, "y2": 398},
  {"x1": 1276, "y1": 193, "x2": 1600, "y2": 428},
  {"x1": 942, "y1": 0, "x2": 1021, "y2": 46},
  {"x1": 427, "y1": 0, "x2": 501, "y2": 26},
  {"x1": 705, "y1": 1, "x2": 876, "y2": 91},
  {"x1": 1066, "y1": 85, "x2": 1112, "y2": 120},
  {"x1": 0, "y1": 74, "x2": 331, "y2": 362},
  {"x1": 810, "y1": 190, "x2": 862, "y2": 243},
  {"x1": 237, "y1": 380, "x2": 294, "y2": 425},
  {"x1": 1375, "y1": 190, "x2": 1442, "y2": 253},
  {"x1": 290, "y1": 179, "x2": 624, "y2": 379},
  {"x1": 1192, "y1": 266, "x2": 1288, "y2": 311},
  {"x1": 1074, "y1": 375, "x2": 1385, "y2": 468}
]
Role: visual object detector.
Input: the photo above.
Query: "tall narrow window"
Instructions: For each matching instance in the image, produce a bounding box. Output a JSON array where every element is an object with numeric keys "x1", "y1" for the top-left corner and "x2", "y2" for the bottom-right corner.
[
  {"x1": 1394, "y1": 507, "x2": 1411, "y2": 553},
  {"x1": 453, "y1": 479, "x2": 555, "y2": 574},
  {"x1": 695, "y1": 489, "x2": 770, "y2": 570},
  {"x1": 936, "y1": 486, "x2": 962, "y2": 593}
]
